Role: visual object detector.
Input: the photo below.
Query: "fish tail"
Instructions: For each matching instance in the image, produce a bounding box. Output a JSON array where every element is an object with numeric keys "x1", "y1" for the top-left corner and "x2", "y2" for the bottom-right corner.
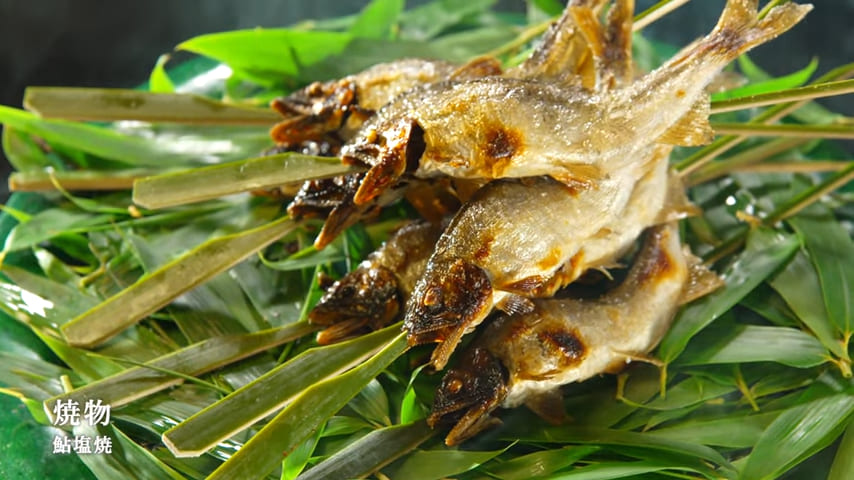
[{"x1": 706, "y1": 0, "x2": 812, "y2": 58}]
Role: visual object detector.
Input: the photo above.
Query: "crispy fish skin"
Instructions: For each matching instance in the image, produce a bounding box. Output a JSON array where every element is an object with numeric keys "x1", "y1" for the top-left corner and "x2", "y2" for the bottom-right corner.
[
  {"x1": 343, "y1": 0, "x2": 811, "y2": 207},
  {"x1": 429, "y1": 222, "x2": 707, "y2": 445},
  {"x1": 309, "y1": 221, "x2": 442, "y2": 344},
  {"x1": 404, "y1": 142, "x2": 671, "y2": 369}
]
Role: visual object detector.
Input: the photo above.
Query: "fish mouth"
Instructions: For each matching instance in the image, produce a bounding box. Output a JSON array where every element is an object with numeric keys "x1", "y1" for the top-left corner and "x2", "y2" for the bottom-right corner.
[
  {"x1": 428, "y1": 347, "x2": 508, "y2": 445},
  {"x1": 404, "y1": 259, "x2": 494, "y2": 368}
]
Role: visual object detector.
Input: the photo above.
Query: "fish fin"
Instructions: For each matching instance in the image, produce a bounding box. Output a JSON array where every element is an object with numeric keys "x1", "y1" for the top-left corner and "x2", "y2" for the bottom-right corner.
[
  {"x1": 605, "y1": 351, "x2": 663, "y2": 374},
  {"x1": 709, "y1": 0, "x2": 812, "y2": 58},
  {"x1": 550, "y1": 163, "x2": 604, "y2": 191},
  {"x1": 569, "y1": 2, "x2": 606, "y2": 59},
  {"x1": 450, "y1": 56, "x2": 503, "y2": 80},
  {"x1": 524, "y1": 389, "x2": 567, "y2": 425},
  {"x1": 600, "y1": 0, "x2": 635, "y2": 87},
  {"x1": 679, "y1": 253, "x2": 725, "y2": 305},
  {"x1": 657, "y1": 98, "x2": 715, "y2": 146},
  {"x1": 496, "y1": 294, "x2": 536, "y2": 316},
  {"x1": 655, "y1": 170, "x2": 702, "y2": 223}
]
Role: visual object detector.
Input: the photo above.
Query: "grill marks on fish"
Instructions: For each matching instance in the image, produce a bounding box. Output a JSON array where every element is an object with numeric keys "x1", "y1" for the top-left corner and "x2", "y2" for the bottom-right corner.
[{"x1": 429, "y1": 223, "x2": 717, "y2": 445}]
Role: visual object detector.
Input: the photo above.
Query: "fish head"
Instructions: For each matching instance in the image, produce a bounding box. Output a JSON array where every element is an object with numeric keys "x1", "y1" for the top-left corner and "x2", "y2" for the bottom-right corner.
[
  {"x1": 428, "y1": 346, "x2": 508, "y2": 446},
  {"x1": 343, "y1": 118, "x2": 426, "y2": 206},
  {"x1": 404, "y1": 259, "x2": 493, "y2": 369},
  {"x1": 270, "y1": 80, "x2": 357, "y2": 144},
  {"x1": 309, "y1": 265, "x2": 400, "y2": 345}
]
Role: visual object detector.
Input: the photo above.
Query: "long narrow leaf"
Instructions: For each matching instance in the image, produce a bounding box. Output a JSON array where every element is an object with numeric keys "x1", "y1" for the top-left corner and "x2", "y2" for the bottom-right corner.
[
  {"x1": 485, "y1": 446, "x2": 600, "y2": 480},
  {"x1": 61, "y1": 216, "x2": 298, "y2": 347},
  {"x1": 206, "y1": 333, "x2": 408, "y2": 480},
  {"x1": 386, "y1": 446, "x2": 509, "y2": 480},
  {"x1": 739, "y1": 382, "x2": 854, "y2": 480},
  {"x1": 297, "y1": 421, "x2": 434, "y2": 480},
  {"x1": 769, "y1": 250, "x2": 847, "y2": 359},
  {"x1": 44, "y1": 322, "x2": 314, "y2": 418},
  {"x1": 0, "y1": 105, "x2": 204, "y2": 167},
  {"x1": 162, "y1": 325, "x2": 399, "y2": 457},
  {"x1": 132, "y1": 153, "x2": 362, "y2": 209},
  {"x1": 675, "y1": 324, "x2": 828, "y2": 368},
  {"x1": 789, "y1": 208, "x2": 854, "y2": 338},
  {"x1": 658, "y1": 228, "x2": 799, "y2": 363},
  {"x1": 829, "y1": 422, "x2": 854, "y2": 480},
  {"x1": 24, "y1": 88, "x2": 279, "y2": 125}
]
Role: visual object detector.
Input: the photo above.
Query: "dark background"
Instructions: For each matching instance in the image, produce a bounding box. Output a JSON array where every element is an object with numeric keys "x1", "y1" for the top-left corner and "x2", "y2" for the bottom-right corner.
[{"x1": 1, "y1": 0, "x2": 852, "y2": 203}]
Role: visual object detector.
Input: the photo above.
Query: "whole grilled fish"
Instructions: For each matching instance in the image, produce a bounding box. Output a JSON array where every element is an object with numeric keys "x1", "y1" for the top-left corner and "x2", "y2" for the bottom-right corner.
[
  {"x1": 428, "y1": 222, "x2": 721, "y2": 445},
  {"x1": 405, "y1": 143, "x2": 673, "y2": 369},
  {"x1": 336, "y1": 0, "x2": 810, "y2": 209}
]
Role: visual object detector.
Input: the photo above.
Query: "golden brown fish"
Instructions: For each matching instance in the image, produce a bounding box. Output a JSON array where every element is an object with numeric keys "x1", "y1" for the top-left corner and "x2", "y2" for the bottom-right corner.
[
  {"x1": 404, "y1": 143, "x2": 673, "y2": 370},
  {"x1": 428, "y1": 222, "x2": 721, "y2": 445},
  {"x1": 334, "y1": 0, "x2": 810, "y2": 210}
]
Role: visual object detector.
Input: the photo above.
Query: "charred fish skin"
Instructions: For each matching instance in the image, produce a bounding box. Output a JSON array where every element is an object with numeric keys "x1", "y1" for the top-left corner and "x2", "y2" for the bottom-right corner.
[
  {"x1": 309, "y1": 220, "x2": 442, "y2": 344},
  {"x1": 339, "y1": 0, "x2": 810, "y2": 208},
  {"x1": 404, "y1": 140, "x2": 666, "y2": 370},
  {"x1": 429, "y1": 222, "x2": 704, "y2": 445}
]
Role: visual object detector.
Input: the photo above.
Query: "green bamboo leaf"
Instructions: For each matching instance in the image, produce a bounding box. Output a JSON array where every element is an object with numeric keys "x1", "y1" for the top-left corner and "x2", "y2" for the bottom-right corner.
[
  {"x1": 260, "y1": 244, "x2": 345, "y2": 272},
  {"x1": 399, "y1": 366, "x2": 428, "y2": 425},
  {"x1": 658, "y1": 228, "x2": 800, "y2": 363},
  {"x1": 132, "y1": 153, "x2": 362, "y2": 210},
  {"x1": 2, "y1": 207, "x2": 115, "y2": 253},
  {"x1": 739, "y1": 283, "x2": 798, "y2": 327},
  {"x1": 0, "y1": 265, "x2": 98, "y2": 328},
  {"x1": 676, "y1": 324, "x2": 828, "y2": 368},
  {"x1": 527, "y1": 0, "x2": 564, "y2": 19},
  {"x1": 296, "y1": 421, "x2": 434, "y2": 480},
  {"x1": 61, "y1": 216, "x2": 298, "y2": 348},
  {"x1": 769, "y1": 249, "x2": 847, "y2": 359},
  {"x1": 73, "y1": 424, "x2": 184, "y2": 480},
  {"x1": 282, "y1": 429, "x2": 323, "y2": 480},
  {"x1": 399, "y1": 0, "x2": 497, "y2": 40},
  {"x1": 739, "y1": 379, "x2": 854, "y2": 480},
  {"x1": 44, "y1": 323, "x2": 314, "y2": 419},
  {"x1": 652, "y1": 376, "x2": 735, "y2": 411},
  {"x1": 788, "y1": 207, "x2": 854, "y2": 338},
  {"x1": 0, "y1": 105, "x2": 207, "y2": 167},
  {"x1": 829, "y1": 422, "x2": 854, "y2": 480},
  {"x1": 711, "y1": 58, "x2": 818, "y2": 101},
  {"x1": 485, "y1": 446, "x2": 599, "y2": 480},
  {"x1": 9, "y1": 168, "x2": 162, "y2": 193},
  {"x1": 162, "y1": 326, "x2": 399, "y2": 457},
  {"x1": 544, "y1": 459, "x2": 701, "y2": 480},
  {"x1": 24, "y1": 88, "x2": 279, "y2": 125},
  {"x1": 500, "y1": 426, "x2": 732, "y2": 470},
  {"x1": 2, "y1": 125, "x2": 54, "y2": 171},
  {"x1": 350, "y1": 0, "x2": 404, "y2": 40},
  {"x1": 177, "y1": 29, "x2": 352, "y2": 85},
  {"x1": 0, "y1": 350, "x2": 73, "y2": 402},
  {"x1": 349, "y1": 378, "x2": 391, "y2": 426},
  {"x1": 205, "y1": 333, "x2": 408, "y2": 480},
  {"x1": 647, "y1": 411, "x2": 780, "y2": 448},
  {"x1": 387, "y1": 446, "x2": 510, "y2": 480},
  {"x1": 322, "y1": 416, "x2": 372, "y2": 437},
  {"x1": 148, "y1": 54, "x2": 176, "y2": 93}
]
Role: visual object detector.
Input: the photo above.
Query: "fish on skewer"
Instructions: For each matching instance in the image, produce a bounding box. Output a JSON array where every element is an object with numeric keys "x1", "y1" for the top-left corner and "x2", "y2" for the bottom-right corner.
[
  {"x1": 322, "y1": 0, "x2": 810, "y2": 244},
  {"x1": 428, "y1": 222, "x2": 722, "y2": 445},
  {"x1": 404, "y1": 143, "x2": 676, "y2": 370}
]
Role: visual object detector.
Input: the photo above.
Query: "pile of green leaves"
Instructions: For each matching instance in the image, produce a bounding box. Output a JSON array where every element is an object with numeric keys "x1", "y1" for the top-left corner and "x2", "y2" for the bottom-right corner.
[{"x1": 1, "y1": 1, "x2": 853, "y2": 479}]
